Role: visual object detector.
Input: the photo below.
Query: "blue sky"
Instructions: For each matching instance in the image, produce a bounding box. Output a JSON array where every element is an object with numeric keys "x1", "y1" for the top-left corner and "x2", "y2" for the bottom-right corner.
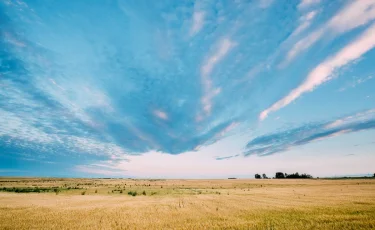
[{"x1": 0, "y1": 0, "x2": 374, "y2": 178}]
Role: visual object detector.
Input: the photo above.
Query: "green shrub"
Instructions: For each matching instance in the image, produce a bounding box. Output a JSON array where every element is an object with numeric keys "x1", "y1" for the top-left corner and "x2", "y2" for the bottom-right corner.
[{"x1": 127, "y1": 191, "x2": 137, "y2": 196}]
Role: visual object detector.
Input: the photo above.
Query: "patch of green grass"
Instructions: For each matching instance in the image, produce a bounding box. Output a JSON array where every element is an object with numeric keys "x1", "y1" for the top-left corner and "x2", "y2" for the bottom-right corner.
[
  {"x1": 127, "y1": 191, "x2": 137, "y2": 196},
  {"x1": 0, "y1": 187, "x2": 62, "y2": 193}
]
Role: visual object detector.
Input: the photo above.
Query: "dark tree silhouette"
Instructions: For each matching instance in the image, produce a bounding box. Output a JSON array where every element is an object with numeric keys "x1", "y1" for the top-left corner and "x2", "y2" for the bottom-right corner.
[
  {"x1": 286, "y1": 172, "x2": 312, "y2": 178},
  {"x1": 262, "y1": 174, "x2": 268, "y2": 179},
  {"x1": 275, "y1": 172, "x2": 285, "y2": 178},
  {"x1": 275, "y1": 172, "x2": 312, "y2": 179},
  {"x1": 255, "y1": 174, "x2": 261, "y2": 179}
]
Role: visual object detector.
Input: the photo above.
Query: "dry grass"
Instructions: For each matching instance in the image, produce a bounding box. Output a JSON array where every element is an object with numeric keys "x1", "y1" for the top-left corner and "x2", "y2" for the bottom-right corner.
[{"x1": 0, "y1": 178, "x2": 374, "y2": 229}]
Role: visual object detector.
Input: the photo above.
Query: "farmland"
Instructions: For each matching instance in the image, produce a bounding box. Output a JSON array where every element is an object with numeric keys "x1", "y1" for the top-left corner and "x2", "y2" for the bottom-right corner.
[{"x1": 0, "y1": 178, "x2": 374, "y2": 229}]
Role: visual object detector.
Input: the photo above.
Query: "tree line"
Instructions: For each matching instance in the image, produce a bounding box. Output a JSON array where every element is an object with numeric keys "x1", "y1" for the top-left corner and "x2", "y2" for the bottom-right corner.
[{"x1": 255, "y1": 172, "x2": 313, "y2": 179}]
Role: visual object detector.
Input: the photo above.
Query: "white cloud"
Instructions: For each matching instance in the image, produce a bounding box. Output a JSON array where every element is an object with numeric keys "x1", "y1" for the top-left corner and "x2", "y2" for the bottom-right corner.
[
  {"x1": 38, "y1": 78, "x2": 114, "y2": 126},
  {"x1": 0, "y1": 108, "x2": 129, "y2": 158},
  {"x1": 298, "y1": 0, "x2": 320, "y2": 10},
  {"x1": 201, "y1": 39, "x2": 234, "y2": 77},
  {"x1": 153, "y1": 109, "x2": 168, "y2": 120},
  {"x1": 190, "y1": 11, "x2": 205, "y2": 36},
  {"x1": 0, "y1": 80, "x2": 123, "y2": 157},
  {"x1": 292, "y1": 10, "x2": 318, "y2": 36},
  {"x1": 215, "y1": 122, "x2": 239, "y2": 138},
  {"x1": 286, "y1": 0, "x2": 375, "y2": 65},
  {"x1": 200, "y1": 38, "x2": 234, "y2": 116},
  {"x1": 3, "y1": 31, "x2": 26, "y2": 48},
  {"x1": 325, "y1": 109, "x2": 375, "y2": 129},
  {"x1": 66, "y1": 136, "x2": 128, "y2": 157},
  {"x1": 0, "y1": 109, "x2": 54, "y2": 144},
  {"x1": 261, "y1": 23, "x2": 375, "y2": 120}
]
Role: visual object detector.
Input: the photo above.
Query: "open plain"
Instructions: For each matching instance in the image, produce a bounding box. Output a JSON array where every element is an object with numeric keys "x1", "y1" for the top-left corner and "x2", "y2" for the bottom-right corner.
[{"x1": 0, "y1": 177, "x2": 374, "y2": 229}]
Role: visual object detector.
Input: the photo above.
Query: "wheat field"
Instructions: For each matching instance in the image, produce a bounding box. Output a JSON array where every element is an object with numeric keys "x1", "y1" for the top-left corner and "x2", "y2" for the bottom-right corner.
[{"x1": 0, "y1": 178, "x2": 374, "y2": 229}]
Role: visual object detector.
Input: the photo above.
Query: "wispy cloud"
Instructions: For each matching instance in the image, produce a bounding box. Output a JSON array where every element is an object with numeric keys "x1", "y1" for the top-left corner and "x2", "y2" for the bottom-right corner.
[
  {"x1": 247, "y1": 109, "x2": 375, "y2": 156},
  {"x1": 215, "y1": 154, "x2": 239, "y2": 161},
  {"x1": 285, "y1": 0, "x2": 375, "y2": 65},
  {"x1": 200, "y1": 38, "x2": 234, "y2": 117},
  {"x1": 261, "y1": 23, "x2": 375, "y2": 120},
  {"x1": 325, "y1": 109, "x2": 375, "y2": 129},
  {"x1": 298, "y1": 0, "x2": 320, "y2": 10},
  {"x1": 0, "y1": 109, "x2": 54, "y2": 144},
  {"x1": 190, "y1": 10, "x2": 205, "y2": 36},
  {"x1": 292, "y1": 10, "x2": 318, "y2": 36},
  {"x1": 338, "y1": 75, "x2": 373, "y2": 92},
  {"x1": 153, "y1": 109, "x2": 168, "y2": 120}
]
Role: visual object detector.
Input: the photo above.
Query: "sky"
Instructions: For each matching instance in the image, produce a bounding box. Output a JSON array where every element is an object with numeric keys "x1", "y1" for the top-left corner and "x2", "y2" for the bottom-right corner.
[{"x1": 0, "y1": 0, "x2": 374, "y2": 178}]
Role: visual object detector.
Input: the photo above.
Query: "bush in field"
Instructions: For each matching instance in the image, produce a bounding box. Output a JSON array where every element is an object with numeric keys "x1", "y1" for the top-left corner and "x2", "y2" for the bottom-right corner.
[
  {"x1": 128, "y1": 191, "x2": 137, "y2": 196},
  {"x1": 142, "y1": 190, "x2": 146, "y2": 196},
  {"x1": 81, "y1": 191, "x2": 86, "y2": 195}
]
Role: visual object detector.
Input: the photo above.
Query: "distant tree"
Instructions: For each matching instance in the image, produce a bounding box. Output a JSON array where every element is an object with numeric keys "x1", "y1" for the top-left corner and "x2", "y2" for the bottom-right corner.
[
  {"x1": 288, "y1": 172, "x2": 300, "y2": 178},
  {"x1": 255, "y1": 174, "x2": 261, "y2": 179},
  {"x1": 262, "y1": 174, "x2": 268, "y2": 179},
  {"x1": 373, "y1": 173, "x2": 375, "y2": 177},
  {"x1": 284, "y1": 172, "x2": 313, "y2": 179},
  {"x1": 275, "y1": 172, "x2": 285, "y2": 179},
  {"x1": 301, "y1": 173, "x2": 313, "y2": 179},
  {"x1": 284, "y1": 173, "x2": 288, "y2": 178}
]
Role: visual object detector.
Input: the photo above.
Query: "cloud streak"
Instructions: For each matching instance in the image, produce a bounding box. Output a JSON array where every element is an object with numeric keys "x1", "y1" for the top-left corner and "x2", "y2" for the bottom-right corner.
[
  {"x1": 286, "y1": 0, "x2": 375, "y2": 64},
  {"x1": 200, "y1": 38, "x2": 234, "y2": 117},
  {"x1": 261, "y1": 22, "x2": 375, "y2": 120},
  {"x1": 190, "y1": 10, "x2": 205, "y2": 36},
  {"x1": 216, "y1": 154, "x2": 239, "y2": 161},
  {"x1": 248, "y1": 109, "x2": 375, "y2": 156},
  {"x1": 298, "y1": 0, "x2": 320, "y2": 10}
]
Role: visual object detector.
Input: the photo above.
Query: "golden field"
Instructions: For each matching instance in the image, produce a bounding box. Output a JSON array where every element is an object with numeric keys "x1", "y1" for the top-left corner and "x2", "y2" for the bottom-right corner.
[{"x1": 0, "y1": 178, "x2": 374, "y2": 229}]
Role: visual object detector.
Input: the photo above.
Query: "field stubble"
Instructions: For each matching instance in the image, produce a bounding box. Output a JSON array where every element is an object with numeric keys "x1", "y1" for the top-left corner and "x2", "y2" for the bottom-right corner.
[{"x1": 0, "y1": 178, "x2": 374, "y2": 229}]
